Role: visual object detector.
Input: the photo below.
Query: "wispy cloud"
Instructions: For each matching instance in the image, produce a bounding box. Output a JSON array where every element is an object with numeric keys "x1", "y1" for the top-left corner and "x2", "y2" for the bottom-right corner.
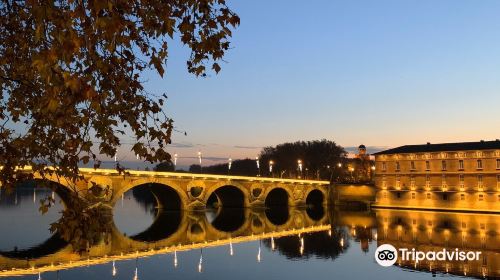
[
  {"x1": 233, "y1": 145, "x2": 262, "y2": 150},
  {"x1": 170, "y1": 142, "x2": 195, "y2": 148},
  {"x1": 181, "y1": 156, "x2": 227, "y2": 162}
]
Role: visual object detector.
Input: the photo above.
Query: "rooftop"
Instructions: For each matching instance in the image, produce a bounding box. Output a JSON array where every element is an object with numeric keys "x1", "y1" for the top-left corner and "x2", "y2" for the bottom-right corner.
[{"x1": 373, "y1": 140, "x2": 500, "y2": 155}]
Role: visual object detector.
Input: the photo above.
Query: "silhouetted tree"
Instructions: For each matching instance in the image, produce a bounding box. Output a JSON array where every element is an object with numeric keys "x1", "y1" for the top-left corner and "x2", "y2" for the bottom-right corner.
[
  {"x1": 154, "y1": 160, "x2": 175, "y2": 172},
  {"x1": 202, "y1": 158, "x2": 258, "y2": 176},
  {"x1": 259, "y1": 139, "x2": 347, "y2": 180}
]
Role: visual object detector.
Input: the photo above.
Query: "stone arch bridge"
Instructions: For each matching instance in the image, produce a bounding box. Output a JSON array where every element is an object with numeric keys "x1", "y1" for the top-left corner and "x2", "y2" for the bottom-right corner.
[{"x1": 23, "y1": 167, "x2": 330, "y2": 210}]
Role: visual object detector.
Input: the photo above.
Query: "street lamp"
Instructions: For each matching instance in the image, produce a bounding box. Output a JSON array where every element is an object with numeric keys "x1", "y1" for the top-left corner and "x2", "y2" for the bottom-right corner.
[
  {"x1": 269, "y1": 160, "x2": 274, "y2": 176},
  {"x1": 228, "y1": 157, "x2": 232, "y2": 174},
  {"x1": 173, "y1": 153, "x2": 178, "y2": 170},
  {"x1": 298, "y1": 159, "x2": 303, "y2": 178},
  {"x1": 198, "y1": 151, "x2": 202, "y2": 173},
  {"x1": 337, "y1": 163, "x2": 342, "y2": 168},
  {"x1": 256, "y1": 156, "x2": 260, "y2": 176}
]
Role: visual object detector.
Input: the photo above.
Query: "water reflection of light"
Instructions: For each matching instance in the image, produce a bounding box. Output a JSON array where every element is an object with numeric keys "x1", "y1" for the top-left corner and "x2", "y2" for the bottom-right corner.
[
  {"x1": 174, "y1": 251, "x2": 178, "y2": 268},
  {"x1": 299, "y1": 236, "x2": 304, "y2": 255},
  {"x1": 340, "y1": 237, "x2": 344, "y2": 247},
  {"x1": 229, "y1": 239, "x2": 234, "y2": 256},
  {"x1": 257, "y1": 240, "x2": 261, "y2": 263},
  {"x1": 133, "y1": 267, "x2": 138, "y2": 280},
  {"x1": 374, "y1": 232, "x2": 378, "y2": 241},
  {"x1": 271, "y1": 237, "x2": 275, "y2": 251},
  {"x1": 328, "y1": 229, "x2": 332, "y2": 237},
  {"x1": 112, "y1": 260, "x2": 117, "y2": 276},
  {"x1": 38, "y1": 272, "x2": 41, "y2": 280},
  {"x1": 133, "y1": 258, "x2": 139, "y2": 280},
  {"x1": 198, "y1": 249, "x2": 203, "y2": 273}
]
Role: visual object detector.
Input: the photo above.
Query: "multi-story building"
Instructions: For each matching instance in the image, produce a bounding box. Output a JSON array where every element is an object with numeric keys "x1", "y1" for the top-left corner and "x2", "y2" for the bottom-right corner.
[{"x1": 373, "y1": 140, "x2": 500, "y2": 212}]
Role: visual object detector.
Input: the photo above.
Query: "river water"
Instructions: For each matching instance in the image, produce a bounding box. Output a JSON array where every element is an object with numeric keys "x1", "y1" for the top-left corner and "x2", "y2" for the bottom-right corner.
[{"x1": 0, "y1": 186, "x2": 498, "y2": 280}]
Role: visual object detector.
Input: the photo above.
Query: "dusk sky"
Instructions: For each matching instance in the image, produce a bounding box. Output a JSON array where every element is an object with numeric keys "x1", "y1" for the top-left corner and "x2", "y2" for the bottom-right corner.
[{"x1": 119, "y1": 0, "x2": 500, "y2": 167}]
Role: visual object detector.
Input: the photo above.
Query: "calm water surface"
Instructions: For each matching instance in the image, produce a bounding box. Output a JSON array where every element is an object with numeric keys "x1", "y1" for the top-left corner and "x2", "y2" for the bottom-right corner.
[{"x1": 0, "y1": 186, "x2": 498, "y2": 280}]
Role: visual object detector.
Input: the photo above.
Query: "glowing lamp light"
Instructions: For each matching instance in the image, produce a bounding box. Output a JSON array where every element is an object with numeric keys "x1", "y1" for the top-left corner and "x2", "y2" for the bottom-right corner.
[
  {"x1": 298, "y1": 160, "x2": 303, "y2": 172},
  {"x1": 255, "y1": 157, "x2": 260, "y2": 169},
  {"x1": 269, "y1": 160, "x2": 274, "y2": 173},
  {"x1": 174, "y1": 153, "x2": 178, "y2": 167},
  {"x1": 198, "y1": 151, "x2": 202, "y2": 165},
  {"x1": 271, "y1": 237, "x2": 275, "y2": 251},
  {"x1": 228, "y1": 157, "x2": 232, "y2": 171}
]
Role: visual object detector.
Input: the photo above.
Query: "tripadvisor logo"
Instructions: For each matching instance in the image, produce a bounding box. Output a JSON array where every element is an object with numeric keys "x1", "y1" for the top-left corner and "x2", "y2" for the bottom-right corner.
[
  {"x1": 375, "y1": 244, "x2": 398, "y2": 267},
  {"x1": 375, "y1": 244, "x2": 482, "y2": 267}
]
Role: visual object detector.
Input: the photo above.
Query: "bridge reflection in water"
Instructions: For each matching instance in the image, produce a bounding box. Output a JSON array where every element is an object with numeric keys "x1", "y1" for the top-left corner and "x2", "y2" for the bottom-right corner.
[
  {"x1": 0, "y1": 186, "x2": 499, "y2": 279},
  {"x1": 0, "y1": 198, "x2": 331, "y2": 277}
]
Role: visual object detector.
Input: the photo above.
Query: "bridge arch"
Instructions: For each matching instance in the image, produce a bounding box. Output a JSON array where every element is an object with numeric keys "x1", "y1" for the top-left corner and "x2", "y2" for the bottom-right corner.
[
  {"x1": 305, "y1": 188, "x2": 325, "y2": 206},
  {"x1": 113, "y1": 178, "x2": 188, "y2": 209},
  {"x1": 204, "y1": 182, "x2": 250, "y2": 208},
  {"x1": 264, "y1": 187, "x2": 291, "y2": 207},
  {"x1": 14, "y1": 178, "x2": 74, "y2": 207}
]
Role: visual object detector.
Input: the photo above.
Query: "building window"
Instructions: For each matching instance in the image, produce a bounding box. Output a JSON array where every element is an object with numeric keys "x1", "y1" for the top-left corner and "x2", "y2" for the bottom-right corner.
[
  {"x1": 477, "y1": 159, "x2": 483, "y2": 169},
  {"x1": 426, "y1": 193, "x2": 431, "y2": 199},
  {"x1": 396, "y1": 192, "x2": 401, "y2": 199},
  {"x1": 425, "y1": 161, "x2": 430, "y2": 171},
  {"x1": 383, "y1": 192, "x2": 387, "y2": 198},
  {"x1": 396, "y1": 175, "x2": 401, "y2": 188},
  {"x1": 382, "y1": 162, "x2": 387, "y2": 171},
  {"x1": 411, "y1": 161, "x2": 416, "y2": 170},
  {"x1": 411, "y1": 192, "x2": 416, "y2": 199},
  {"x1": 459, "y1": 160, "x2": 464, "y2": 170},
  {"x1": 441, "y1": 160, "x2": 447, "y2": 171},
  {"x1": 497, "y1": 159, "x2": 500, "y2": 169},
  {"x1": 478, "y1": 174, "x2": 483, "y2": 186},
  {"x1": 460, "y1": 194, "x2": 465, "y2": 200},
  {"x1": 426, "y1": 174, "x2": 430, "y2": 188},
  {"x1": 479, "y1": 194, "x2": 484, "y2": 201},
  {"x1": 442, "y1": 194, "x2": 448, "y2": 200},
  {"x1": 442, "y1": 174, "x2": 446, "y2": 186},
  {"x1": 395, "y1": 161, "x2": 400, "y2": 171},
  {"x1": 410, "y1": 176, "x2": 415, "y2": 188}
]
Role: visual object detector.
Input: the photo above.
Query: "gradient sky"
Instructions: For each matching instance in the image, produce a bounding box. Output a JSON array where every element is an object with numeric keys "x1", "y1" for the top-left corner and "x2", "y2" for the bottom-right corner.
[{"x1": 119, "y1": 0, "x2": 500, "y2": 167}]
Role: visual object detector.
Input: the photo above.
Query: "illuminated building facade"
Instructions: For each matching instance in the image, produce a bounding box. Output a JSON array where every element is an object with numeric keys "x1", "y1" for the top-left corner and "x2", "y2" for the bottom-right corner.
[{"x1": 373, "y1": 140, "x2": 500, "y2": 212}]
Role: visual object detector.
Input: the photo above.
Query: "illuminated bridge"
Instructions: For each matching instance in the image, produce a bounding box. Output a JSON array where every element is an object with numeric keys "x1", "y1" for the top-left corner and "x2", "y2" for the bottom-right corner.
[
  {"x1": 0, "y1": 208, "x2": 330, "y2": 277},
  {"x1": 22, "y1": 167, "x2": 330, "y2": 210}
]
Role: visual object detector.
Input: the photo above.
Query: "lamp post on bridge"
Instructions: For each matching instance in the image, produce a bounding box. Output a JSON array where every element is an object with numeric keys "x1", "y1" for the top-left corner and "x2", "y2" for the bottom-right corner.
[
  {"x1": 198, "y1": 151, "x2": 202, "y2": 173},
  {"x1": 228, "y1": 157, "x2": 232, "y2": 175},
  {"x1": 269, "y1": 160, "x2": 274, "y2": 177},
  {"x1": 255, "y1": 156, "x2": 260, "y2": 176},
  {"x1": 297, "y1": 159, "x2": 303, "y2": 179},
  {"x1": 173, "y1": 153, "x2": 178, "y2": 171}
]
